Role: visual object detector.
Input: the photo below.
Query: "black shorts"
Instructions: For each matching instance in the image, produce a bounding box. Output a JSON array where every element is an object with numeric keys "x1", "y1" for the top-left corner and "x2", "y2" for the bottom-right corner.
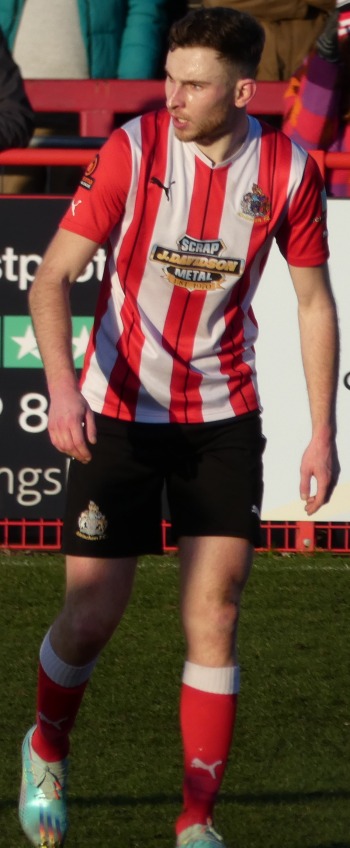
[{"x1": 62, "y1": 412, "x2": 266, "y2": 557}]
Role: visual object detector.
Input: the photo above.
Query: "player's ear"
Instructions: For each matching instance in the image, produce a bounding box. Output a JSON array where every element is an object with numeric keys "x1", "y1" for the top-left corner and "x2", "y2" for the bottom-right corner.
[{"x1": 234, "y1": 78, "x2": 256, "y2": 109}]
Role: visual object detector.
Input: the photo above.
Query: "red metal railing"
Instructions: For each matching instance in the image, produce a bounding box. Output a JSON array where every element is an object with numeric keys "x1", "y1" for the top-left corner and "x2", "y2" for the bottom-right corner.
[
  {"x1": 21, "y1": 79, "x2": 289, "y2": 137},
  {"x1": 309, "y1": 150, "x2": 350, "y2": 179},
  {"x1": 1, "y1": 518, "x2": 350, "y2": 554},
  {"x1": 0, "y1": 149, "x2": 97, "y2": 166},
  {"x1": 1, "y1": 147, "x2": 349, "y2": 190},
  {"x1": 0, "y1": 518, "x2": 63, "y2": 551},
  {"x1": 0, "y1": 78, "x2": 348, "y2": 178}
]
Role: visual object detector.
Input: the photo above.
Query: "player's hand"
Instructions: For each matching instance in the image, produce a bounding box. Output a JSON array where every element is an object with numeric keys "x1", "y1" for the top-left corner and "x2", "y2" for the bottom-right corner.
[
  {"x1": 47, "y1": 387, "x2": 97, "y2": 463},
  {"x1": 300, "y1": 432, "x2": 340, "y2": 515}
]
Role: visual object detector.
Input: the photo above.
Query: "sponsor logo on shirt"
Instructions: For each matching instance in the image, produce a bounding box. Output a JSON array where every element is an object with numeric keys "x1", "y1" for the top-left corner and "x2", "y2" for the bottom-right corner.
[
  {"x1": 80, "y1": 154, "x2": 100, "y2": 191},
  {"x1": 150, "y1": 176, "x2": 176, "y2": 201},
  {"x1": 71, "y1": 199, "x2": 82, "y2": 216},
  {"x1": 150, "y1": 235, "x2": 245, "y2": 292}
]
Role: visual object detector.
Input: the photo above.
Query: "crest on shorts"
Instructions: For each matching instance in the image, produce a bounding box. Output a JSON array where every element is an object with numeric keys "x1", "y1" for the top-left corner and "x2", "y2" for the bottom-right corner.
[
  {"x1": 76, "y1": 500, "x2": 107, "y2": 540},
  {"x1": 240, "y1": 183, "x2": 271, "y2": 223}
]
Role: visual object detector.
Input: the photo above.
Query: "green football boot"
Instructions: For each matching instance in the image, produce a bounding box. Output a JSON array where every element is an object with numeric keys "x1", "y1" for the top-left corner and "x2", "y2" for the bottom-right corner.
[
  {"x1": 177, "y1": 822, "x2": 226, "y2": 848},
  {"x1": 19, "y1": 726, "x2": 68, "y2": 847}
]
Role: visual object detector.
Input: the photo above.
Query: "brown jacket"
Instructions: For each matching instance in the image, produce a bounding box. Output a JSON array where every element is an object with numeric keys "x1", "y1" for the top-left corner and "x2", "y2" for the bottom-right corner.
[{"x1": 203, "y1": 0, "x2": 335, "y2": 79}]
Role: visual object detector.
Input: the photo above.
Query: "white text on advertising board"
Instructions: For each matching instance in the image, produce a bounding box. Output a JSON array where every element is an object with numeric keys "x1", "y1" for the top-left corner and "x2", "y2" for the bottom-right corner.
[{"x1": 0, "y1": 247, "x2": 106, "y2": 290}]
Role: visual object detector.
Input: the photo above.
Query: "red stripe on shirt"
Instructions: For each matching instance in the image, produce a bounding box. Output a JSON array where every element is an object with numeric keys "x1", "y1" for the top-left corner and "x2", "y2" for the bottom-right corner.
[
  {"x1": 220, "y1": 125, "x2": 293, "y2": 415},
  {"x1": 164, "y1": 157, "x2": 230, "y2": 423},
  {"x1": 101, "y1": 111, "x2": 170, "y2": 419}
]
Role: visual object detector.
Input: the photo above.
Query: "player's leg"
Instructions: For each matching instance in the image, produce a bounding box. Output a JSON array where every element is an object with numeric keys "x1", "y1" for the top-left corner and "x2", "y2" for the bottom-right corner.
[
  {"x1": 19, "y1": 553, "x2": 137, "y2": 848},
  {"x1": 166, "y1": 414, "x2": 265, "y2": 847},
  {"x1": 34, "y1": 552, "x2": 138, "y2": 759},
  {"x1": 176, "y1": 535, "x2": 253, "y2": 846},
  {"x1": 19, "y1": 416, "x2": 165, "y2": 847}
]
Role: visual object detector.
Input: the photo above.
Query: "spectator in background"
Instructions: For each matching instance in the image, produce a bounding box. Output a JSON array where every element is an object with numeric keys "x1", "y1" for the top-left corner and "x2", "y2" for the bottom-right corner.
[
  {"x1": 0, "y1": 26, "x2": 33, "y2": 151},
  {"x1": 283, "y1": 1, "x2": 350, "y2": 197},
  {"x1": 0, "y1": 0, "x2": 185, "y2": 193},
  {"x1": 202, "y1": 0, "x2": 334, "y2": 80},
  {"x1": 0, "y1": 0, "x2": 181, "y2": 80}
]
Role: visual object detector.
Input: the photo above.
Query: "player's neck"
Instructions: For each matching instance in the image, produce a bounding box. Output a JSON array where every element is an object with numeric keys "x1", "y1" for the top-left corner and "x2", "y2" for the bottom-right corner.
[{"x1": 195, "y1": 113, "x2": 249, "y2": 165}]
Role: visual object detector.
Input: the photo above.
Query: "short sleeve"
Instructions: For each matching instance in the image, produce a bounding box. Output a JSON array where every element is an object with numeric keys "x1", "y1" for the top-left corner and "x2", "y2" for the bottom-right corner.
[
  {"x1": 59, "y1": 128, "x2": 132, "y2": 244},
  {"x1": 275, "y1": 154, "x2": 330, "y2": 266}
]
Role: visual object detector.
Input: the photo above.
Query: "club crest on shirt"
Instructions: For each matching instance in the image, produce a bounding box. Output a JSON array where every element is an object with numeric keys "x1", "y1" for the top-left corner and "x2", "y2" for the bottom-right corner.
[
  {"x1": 76, "y1": 500, "x2": 107, "y2": 540},
  {"x1": 150, "y1": 235, "x2": 245, "y2": 292},
  {"x1": 239, "y1": 183, "x2": 271, "y2": 223}
]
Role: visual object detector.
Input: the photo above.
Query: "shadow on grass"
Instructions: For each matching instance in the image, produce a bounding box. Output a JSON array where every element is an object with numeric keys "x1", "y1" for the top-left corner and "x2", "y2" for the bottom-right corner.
[{"x1": 1, "y1": 788, "x2": 350, "y2": 812}]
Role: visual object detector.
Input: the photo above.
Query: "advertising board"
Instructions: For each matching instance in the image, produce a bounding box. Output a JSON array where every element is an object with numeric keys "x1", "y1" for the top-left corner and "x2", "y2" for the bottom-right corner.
[{"x1": 0, "y1": 197, "x2": 349, "y2": 521}]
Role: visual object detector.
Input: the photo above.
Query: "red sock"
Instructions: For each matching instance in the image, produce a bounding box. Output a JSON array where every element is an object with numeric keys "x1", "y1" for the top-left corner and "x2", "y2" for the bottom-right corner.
[
  {"x1": 31, "y1": 665, "x2": 88, "y2": 761},
  {"x1": 176, "y1": 683, "x2": 238, "y2": 834}
]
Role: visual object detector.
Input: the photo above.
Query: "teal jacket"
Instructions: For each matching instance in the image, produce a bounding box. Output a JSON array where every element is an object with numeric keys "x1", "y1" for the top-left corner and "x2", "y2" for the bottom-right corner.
[{"x1": 0, "y1": 0, "x2": 173, "y2": 78}]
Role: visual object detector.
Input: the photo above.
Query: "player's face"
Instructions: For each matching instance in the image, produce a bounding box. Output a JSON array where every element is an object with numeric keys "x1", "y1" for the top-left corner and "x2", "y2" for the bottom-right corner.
[{"x1": 165, "y1": 47, "x2": 238, "y2": 145}]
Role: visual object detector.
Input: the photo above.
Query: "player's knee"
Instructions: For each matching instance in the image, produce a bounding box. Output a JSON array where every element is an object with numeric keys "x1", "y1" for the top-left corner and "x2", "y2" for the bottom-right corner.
[
  {"x1": 210, "y1": 596, "x2": 240, "y2": 638},
  {"x1": 185, "y1": 593, "x2": 240, "y2": 643},
  {"x1": 61, "y1": 604, "x2": 113, "y2": 654}
]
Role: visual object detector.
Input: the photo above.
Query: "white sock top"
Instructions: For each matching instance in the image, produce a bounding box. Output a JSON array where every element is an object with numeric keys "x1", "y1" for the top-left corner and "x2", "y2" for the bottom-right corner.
[
  {"x1": 182, "y1": 661, "x2": 240, "y2": 695},
  {"x1": 40, "y1": 630, "x2": 98, "y2": 687}
]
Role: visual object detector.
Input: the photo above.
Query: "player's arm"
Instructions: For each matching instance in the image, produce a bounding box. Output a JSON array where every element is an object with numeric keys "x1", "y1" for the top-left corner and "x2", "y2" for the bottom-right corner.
[
  {"x1": 28, "y1": 227, "x2": 100, "y2": 463},
  {"x1": 288, "y1": 261, "x2": 340, "y2": 514}
]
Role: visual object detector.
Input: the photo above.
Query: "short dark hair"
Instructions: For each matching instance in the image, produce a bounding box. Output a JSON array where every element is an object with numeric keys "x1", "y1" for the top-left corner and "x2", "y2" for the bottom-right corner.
[{"x1": 168, "y1": 6, "x2": 265, "y2": 79}]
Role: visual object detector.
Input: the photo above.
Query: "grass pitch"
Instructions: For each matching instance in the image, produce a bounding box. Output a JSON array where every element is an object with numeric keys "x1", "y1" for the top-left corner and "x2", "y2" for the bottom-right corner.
[{"x1": 0, "y1": 550, "x2": 349, "y2": 848}]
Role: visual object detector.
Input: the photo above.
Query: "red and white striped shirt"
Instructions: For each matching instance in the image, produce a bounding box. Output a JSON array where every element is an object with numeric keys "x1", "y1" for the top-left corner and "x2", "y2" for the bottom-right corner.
[{"x1": 60, "y1": 110, "x2": 329, "y2": 423}]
